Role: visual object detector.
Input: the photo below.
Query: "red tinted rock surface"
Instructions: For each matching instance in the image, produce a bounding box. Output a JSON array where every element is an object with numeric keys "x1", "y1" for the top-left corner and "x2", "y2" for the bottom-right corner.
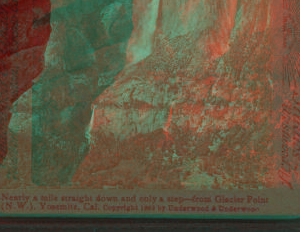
[
  {"x1": 72, "y1": 0, "x2": 278, "y2": 189},
  {"x1": 0, "y1": 0, "x2": 51, "y2": 163}
]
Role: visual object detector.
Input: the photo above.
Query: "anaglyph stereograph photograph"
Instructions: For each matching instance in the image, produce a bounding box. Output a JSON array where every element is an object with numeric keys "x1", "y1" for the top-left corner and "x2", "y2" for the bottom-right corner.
[{"x1": 1, "y1": 0, "x2": 299, "y2": 190}]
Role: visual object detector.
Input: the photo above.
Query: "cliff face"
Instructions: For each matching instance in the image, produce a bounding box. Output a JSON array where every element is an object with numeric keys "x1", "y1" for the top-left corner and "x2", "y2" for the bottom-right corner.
[
  {"x1": 1, "y1": 0, "x2": 285, "y2": 189},
  {"x1": 2, "y1": 0, "x2": 134, "y2": 186},
  {"x1": 0, "y1": 0, "x2": 51, "y2": 164},
  {"x1": 73, "y1": 0, "x2": 277, "y2": 189}
]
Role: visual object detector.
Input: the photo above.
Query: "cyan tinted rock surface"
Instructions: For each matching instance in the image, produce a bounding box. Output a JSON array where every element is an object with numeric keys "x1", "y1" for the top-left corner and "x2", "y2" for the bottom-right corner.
[{"x1": 1, "y1": 0, "x2": 293, "y2": 189}]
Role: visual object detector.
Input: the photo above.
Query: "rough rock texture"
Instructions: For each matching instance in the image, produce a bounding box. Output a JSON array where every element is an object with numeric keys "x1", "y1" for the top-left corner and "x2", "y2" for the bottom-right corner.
[
  {"x1": 1, "y1": 0, "x2": 296, "y2": 189},
  {"x1": 72, "y1": 0, "x2": 277, "y2": 189},
  {"x1": 0, "y1": 0, "x2": 51, "y2": 164}
]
